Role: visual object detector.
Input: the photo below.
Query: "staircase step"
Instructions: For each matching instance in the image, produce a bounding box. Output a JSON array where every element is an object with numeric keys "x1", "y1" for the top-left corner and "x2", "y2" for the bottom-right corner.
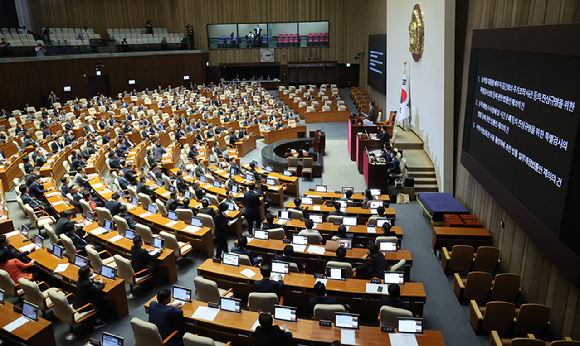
[
  {"x1": 412, "y1": 177, "x2": 438, "y2": 184},
  {"x1": 408, "y1": 171, "x2": 436, "y2": 179},
  {"x1": 407, "y1": 166, "x2": 436, "y2": 172},
  {"x1": 395, "y1": 143, "x2": 424, "y2": 150},
  {"x1": 414, "y1": 184, "x2": 439, "y2": 193}
]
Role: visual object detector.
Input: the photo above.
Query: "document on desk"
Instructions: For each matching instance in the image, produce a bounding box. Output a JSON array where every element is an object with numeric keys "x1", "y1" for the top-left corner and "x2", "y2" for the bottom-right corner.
[
  {"x1": 46, "y1": 192, "x2": 59, "y2": 197},
  {"x1": 366, "y1": 283, "x2": 389, "y2": 294},
  {"x1": 19, "y1": 244, "x2": 38, "y2": 253},
  {"x1": 389, "y1": 333, "x2": 419, "y2": 346},
  {"x1": 3, "y1": 316, "x2": 29, "y2": 332},
  {"x1": 108, "y1": 235, "x2": 123, "y2": 243},
  {"x1": 162, "y1": 192, "x2": 170, "y2": 197},
  {"x1": 307, "y1": 245, "x2": 326, "y2": 255},
  {"x1": 54, "y1": 263, "x2": 69, "y2": 273},
  {"x1": 52, "y1": 200, "x2": 65, "y2": 206},
  {"x1": 139, "y1": 212, "x2": 153, "y2": 218},
  {"x1": 90, "y1": 227, "x2": 107, "y2": 235},
  {"x1": 192, "y1": 306, "x2": 220, "y2": 322},
  {"x1": 165, "y1": 221, "x2": 179, "y2": 227},
  {"x1": 227, "y1": 218, "x2": 238, "y2": 226},
  {"x1": 276, "y1": 219, "x2": 287, "y2": 225},
  {"x1": 4, "y1": 230, "x2": 19, "y2": 238},
  {"x1": 341, "y1": 329, "x2": 356, "y2": 345},
  {"x1": 182, "y1": 226, "x2": 201, "y2": 234},
  {"x1": 251, "y1": 318, "x2": 260, "y2": 331},
  {"x1": 313, "y1": 206, "x2": 321, "y2": 211},
  {"x1": 293, "y1": 245, "x2": 307, "y2": 253},
  {"x1": 240, "y1": 268, "x2": 257, "y2": 278},
  {"x1": 92, "y1": 183, "x2": 104, "y2": 189}
]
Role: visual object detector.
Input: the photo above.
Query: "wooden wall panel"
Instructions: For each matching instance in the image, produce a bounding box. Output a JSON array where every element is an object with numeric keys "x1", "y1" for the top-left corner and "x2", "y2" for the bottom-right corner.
[{"x1": 455, "y1": 0, "x2": 580, "y2": 339}]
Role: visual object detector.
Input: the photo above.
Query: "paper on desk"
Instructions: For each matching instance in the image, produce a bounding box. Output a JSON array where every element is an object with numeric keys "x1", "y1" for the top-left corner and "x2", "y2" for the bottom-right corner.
[
  {"x1": 366, "y1": 283, "x2": 388, "y2": 294},
  {"x1": 389, "y1": 333, "x2": 419, "y2": 346},
  {"x1": 4, "y1": 230, "x2": 19, "y2": 238},
  {"x1": 307, "y1": 245, "x2": 326, "y2": 255},
  {"x1": 88, "y1": 174, "x2": 99, "y2": 179},
  {"x1": 46, "y1": 192, "x2": 59, "y2": 197},
  {"x1": 54, "y1": 263, "x2": 69, "y2": 273},
  {"x1": 341, "y1": 329, "x2": 356, "y2": 345},
  {"x1": 293, "y1": 245, "x2": 307, "y2": 253},
  {"x1": 192, "y1": 306, "x2": 220, "y2": 322},
  {"x1": 251, "y1": 318, "x2": 260, "y2": 331},
  {"x1": 182, "y1": 226, "x2": 201, "y2": 234},
  {"x1": 90, "y1": 227, "x2": 106, "y2": 235},
  {"x1": 18, "y1": 243, "x2": 37, "y2": 253},
  {"x1": 92, "y1": 183, "x2": 103, "y2": 188},
  {"x1": 100, "y1": 189, "x2": 112, "y2": 194},
  {"x1": 240, "y1": 268, "x2": 257, "y2": 278},
  {"x1": 108, "y1": 235, "x2": 123, "y2": 243},
  {"x1": 165, "y1": 221, "x2": 179, "y2": 227},
  {"x1": 162, "y1": 192, "x2": 170, "y2": 197},
  {"x1": 139, "y1": 212, "x2": 153, "y2": 218},
  {"x1": 52, "y1": 200, "x2": 65, "y2": 206},
  {"x1": 367, "y1": 226, "x2": 377, "y2": 234},
  {"x1": 315, "y1": 278, "x2": 328, "y2": 286},
  {"x1": 276, "y1": 219, "x2": 287, "y2": 225},
  {"x1": 3, "y1": 316, "x2": 29, "y2": 332},
  {"x1": 313, "y1": 206, "x2": 321, "y2": 211}
]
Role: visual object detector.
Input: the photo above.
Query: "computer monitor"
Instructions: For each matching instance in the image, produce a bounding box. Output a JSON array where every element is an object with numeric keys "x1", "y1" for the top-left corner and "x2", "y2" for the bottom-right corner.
[
  {"x1": 152, "y1": 237, "x2": 164, "y2": 249},
  {"x1": 370, "y1": 188, "x2": 381, "y2": 196},
  {"x1": 167, "y1": 211, "x2": 177, "y2": 221},
  {"x1": 278, "y1": 210, "x2": 290, "y2": 220},
  {"x1": 254, "y1": 229, "x2": 269, "y2": 240},
  {"x1": 271, "y1": 261, "x2": 289, "y2": 274},
  {"x1": 227, "y1": 203, "x2": 235, "y2": 211},
  {"x1": 337, "y1": 238, "x2": 352, "y2": 250},
  {"x1": 218, "y1": 163, "x2": 223, "y2": 169},
  {"x1": 0, "y1": 288, "x2": 5, "y2": 305},
  {"x1": 309, "y1": 214, "x2": 323, "y2": 224},
  {"x1": 301, "y1": 197, "x2": 313, "y2": 205},
  {"x1": 172, "y1": 285, "x2": 192, "y2": 303},
  {"x1": 103, "y1": 219, "x2": 113, "y2": 231},
  {"x1": 229, "y1": 168, "x2": 236, "y2": 176},
  {"x1": 131, "y1": 197, "x2": 138, "y2": 206},
  {"x1": 22, "y1": 301, "x2": 38, "y2": 321},
  {"x1": 213, "y1": 181, "x2": 221, "y2": 188},
  {"x1": 125, "y1": 229, "x2": 136, "y2": 240},
  {"x1": 341, "y1": 187, "x2": 354, "y2": 194},
  {"x1": 74, "y1": 254, "x2": 88, "y2": 268},
  {"x1": 335, "y1": 313, "x2": 359, "y2": 329},
  {"x1": 397, "y1": 317, "x2": 424, "y2": 334},
  {"x1": 369, "y1": 201, "x2": 384, "y2": 209},
  {"x1": 20, "y1": 225, "x2": 29, "y2": 235},
  {"x1": 292, "y1": 234, "x2": 308, "y2": 246},
  {"x1": 283, "y1": 170, "x2": 292, "y2": 177},
  {"x1": 220, "y1": 297, "x2": 241, "y2": 313},
  {"x1": 223, "y1": 253, "x2": 239, "y2": 267},
  {"x1": 156, "y1": 179, "x2": 163, "y2": 186},
  {"x1": 101, "y1": 264, "x2": 116, "y2": 280},
  {"x1": 231, "y1": 185, "x2": 238, "y2": 193},
  {"x1": 342, "y1": 216, "x2": 357, "y2": 227},
  {"x1": 147, "y1": 173, "x2": 152, "y2": 180},
  {"x1": 102, "y1": 332, "x2": 124, "y2": 346},
  {"x1": 326, "y1": 267, "x2": 346, "y2": 281},
  {"x1": 266, "y1": 178, "x2": 275, "y2": 186},
  {"x1": 52, "y1": 244, "x2": 63, "y2": 259},
  {"x1": 169, "y1": 186, "x2": 175, "y2": 192},
  {"x1": 191, "y1": 217, "x2": 203, "y2": 227},
  {"x1": 265, "y1": 166, "x2": 273, "y2": 172},
  {"x1": 245, "y1": 173, "x2": 254, "y2": 181},
  {"x1": 336, "y1": 200, "x2": 347, "y2": 208},
  {"x1": 274, "y1": 305, "x2": 297, "y2": 322},
  {"x1": 315, "y1": 185, "x2": 327, "y2": 192},
  {"x1": 86, "y1": 211, "x2": 94, "y2": 222},
  {"x1": 148, "y1": 203, "x2": 158, "y2": 214},
  {"x1": 184, "y1": 190, "x2": 191, "y2": 199},
  {"x1": 379, "y1": 241, "x2": 398, "y2": 252},
  {"x1": 376, "y1": 219, "x2": 391, "y2": 227},
  {"x1": 33, "y1": 235, "x2": 43, "y2": 249},
  {"x1": 384, "y1": 271, "x2": 405, "y2": 285}
]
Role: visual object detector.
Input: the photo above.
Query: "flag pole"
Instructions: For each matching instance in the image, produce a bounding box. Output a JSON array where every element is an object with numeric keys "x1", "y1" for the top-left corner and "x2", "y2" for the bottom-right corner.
[{"x1": 403, "y1": 62, "x2": 408, "y2": 131}]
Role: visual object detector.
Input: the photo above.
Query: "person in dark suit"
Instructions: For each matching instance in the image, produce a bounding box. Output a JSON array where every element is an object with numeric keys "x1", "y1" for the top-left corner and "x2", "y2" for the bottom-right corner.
[
  {"x1": 29, "y1": 175, "x2": 50, "y2": 203},
  {"x1": 166, "y1": 191, "x2": 179, "y2": 212},
  {"x1": 50, "y1": 140, "x2": 62, "y2": 153},
  {"x1": 291, "y1": 198, "x2": 308, "y2": 218},
  {"x1": 131, "y1": 235, "x2": 160, "y2": 278},
  {"x1": 22, "y1": 157, "x2": 34, "y2": 174},
  {"x1": 105, "y1": 193, "x2": 122, "y2": 216},
  {"x1": 387, "y1": 151, "x2": 401, "y2": 180},
  {"x1": 213, "y1": 203, "x2": 229, "y2": 259},
  {"x1": 364, "y1": 101, "x2": 376, "y2": 122},
  {"x1": 74, "y1": 266, "x2": 107, "y2": 328},
  {"x1": 148, "y1": 289, "x2": 183, "y2": 346},
  {"x1": 261, "y1": 213, "x2": 277, "y2": 230},
  {"x1": 243, "y1": 183, "x2": 262, "y2": 234},
  {"x1": 122, "y1": 164, "x2": 138, "y2": 186},
  {"x1": 330, "y1": 246, "x2": 348, "y2": 263},
  {"x1": 308, "y1": 281, "x2": 348, "y2": 316},
  {"x1": 54, "y1": 210, "x2": 74, "y2": 235},
  {"x1": 137, "y1": 175, "x2": 155, "y2": 197},
  {"x1": 154, "y1": 145, "x2": 166, "y2": 161},
  {"x1": 381, "y1": 223, "x2": 397, "y2": 236},
  {"x1": 116, "y1": 170, "x2": 130, "y2": 191},
  {"x1": 255, "y1": 311, "x2": 292, "y2": 346},
  {"x1": 378, "y1": 125, "x2": 391, "y2": 146},
  {"x1": 231, "y1": 236, "x2": 262, "y2": 265},
  {"x1": 118, "y1": 205, "x2": 137, "y2": 230},
  {"x1": 84, "y1": 120, "x2": 97, "y2": 135},
  {"x1": 254, "y1": 265, "x2": 284, "y2": 296},
  {"x1": 25, "y1": 170, "x2": 37, "y2": 187},
  {"x1": 273, "y1": 245, "x2": 306, "y2": 273},
  {"x1": 328, "y1": 202, "x2": 347, "y2": 216},
  {"x1": 19, "y1": 185, "x2": 51, "y2": 212},
  {"x1": 70, "y1": 151, "x2": 86, "y2": 172},
  {"x1": 354, "y1": 243, "x2": 388, "y2": 280},
  {"x1": 66, "y1": 221, "x2": 103, "y2": 252},
  {"x1": 109, "y1": 153, "x2": 122, "y2": 170},
  {"x1": 380, "y1": 283, "x2": 412, "y2": 311},
  {"x1": 175, "y1": 171, "x2": 188, "y2": 194},
  {"x1": 198, "y1": 199, "x2": 215, "y2": 217},
  {"x1": 0, "y1": 235, "x2": 32, "y2": 262}
]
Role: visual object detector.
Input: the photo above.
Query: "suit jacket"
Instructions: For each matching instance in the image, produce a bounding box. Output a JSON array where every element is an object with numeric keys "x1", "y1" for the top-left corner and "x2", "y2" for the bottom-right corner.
[
  {"x1": 356, "y1": 251, "x2": 388, "y2": 279},
  {"x1": 105, "y1": 200, "x2": 122, "y2": 216},
  {"x1": 117, "y1": 176, "x2": 129, "y2": 190},
  {"x1": 378, "y1": 131, "x2": 391, "y2": 145},
  {"x1": 69, "y1": 233, "x2": 88, "y2": 250},
  {"x1": 20, "y1": 193, "x2": 41, "y2": 208},
  {"x1": 176, "y1": 178, "x2": 187, "y2": 193},
  {"x1": 109, "y1": 158, "x2": 122, "y2": 169},
  {"x1": 308, "y1": 295, "x2": 339, "y2": 315},
  {"x1": 199, "y1": 207, "x2": 215, "y2": 218},
  {"x1": 64, "y1": 122, "x2": 74, "y2": 131},
  {"x1": 130, "y1": 245, "x2": 160, "y2": 273},
  {"x1": 213, "y1": 212, "x2": 227, "y2": 238},
  {"x1": 389, "y1": 158, "x2": 401, "y2": 175},
  {"x1": 50, "y1": 141, "x2": 62, "y2": 152},
  {"x1": 253, "y1": 278, "x2": 284, "y2": 296},
  {"x1": 380, "y1": 296, "x2": 412, "y2": 311},
  {"x1": 73, "y1": 277, "x2": 105, "y2": 309},
  {"x1": 148, "y1": 302, "x2": 183, "y2": 346},
  {"x1": 25, "y1": 174, "x2": 36, "y2": 187},
  {"x1": 137, "y1": 182, "x2": 154, "y2": 196},
  {"x1": 273, "y1": 254, "x2": 304, "y2": 273},
  {"x1": 255, "y1": 326, "x2": 292, "y2": 346},
  {"x1": 119, "y1": 213, "x2": 137, "y2": 229},
  {"x1": 368, "y1": 107, "x2": 376, "y2": 122},
  {"x1": 166, "y1": 197, "x2": 178, "y2": 212},
  {"x1": 70, "y1": 158, "x2": 86, "y2": 172},
  {"x1": 84, "y1": 124, "x2": 96, "y2": 134},
  {"x1": 154, "y1": 147, "x2": 166, "y2": 160},
  {"x1": 29, "y1": 182, "x2": 48, "y2": 201},
  {"x1": 243, "y1": 191, "x2": 261, "y2": 217},
  {"x1": 0, "y1": 246, "x2": 29, "y2": 261}
]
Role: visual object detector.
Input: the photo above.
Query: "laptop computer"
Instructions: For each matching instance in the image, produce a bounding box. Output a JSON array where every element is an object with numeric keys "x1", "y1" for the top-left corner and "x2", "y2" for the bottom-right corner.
[
  {"x1": 148, "y1": 203, "x2": 158, "y2": 214},
  {"x1": 33, "y1": 234, "x2": 43, "y2": 249},
  {"x1": 265, "y1": 166, "x2": 273, "y2": 172},
  {"x1": 101, "y1": 264, "x2": 116, "y2": 280},
  {"x1": 152, "y1": 237, "x2": 164, "y2": 250},
  {"x1": 397, "y1": 317, "x2": 424, "y2": 334},
  {"x1": 125, "y1": 229, "x2": 136, "y2": 240},
  {"x1": 103, "y1": 219, "x2": 113, "y2": 232},
  {"x1": 102, "y1": 332, "x2": 124, "y2": 346},
  {"x1": 370, "y1": 188, "x2": 381, "y2": 196},
  {"x1": 283, "y1": 170, "x2": 292, "y2": 177},
  {"x1": 384, "y1": 271, "x2": 405, "y2": 285},
  {"x1": 172, "y1": 285, "x2": 192, "y2": 303},
  {"x1": 292, "y1": 234, "x2": 308, "y2": 246},
  {"x1": 184, "y1": 190, "x2": 191, "y2": 199},
  {"x1": 274, "y1": 305, "x2": 297, "y2": 322},
  {"x1": 245, "y1": 173, "x2": 254, "y2": 182},
  {"x1": 278, "y1": 210, "x2": 290, "y2": 220},
  {"x1": 309, "y1": 214, "x2": 323, "y2": 224},
  {"x1": 342, "y1": 216, "x2": 357, "y2": 227},
  {"x1": 271, "y1": 261, "x2": 289, "y2": 277},
  {"x1": 213, "y1": 181, "x2": 221, "y2": 188},
  {"x1": 315, "y1": 185, "x2": 327, "y2": 192},
  {"x1": 0, "y1": 288, "x2": 4, "y2": 305},
  {"x1": 254, "y1": 229, "x2": 269, "y2": 240},
  {"x1": 74, "y1": 254, "x2": 88, "y2": 268},
  {"x1": 370, "y1": 200, "x2": 384, "y2": 210},
  {"x1": 326, "y1": 267, "x2": 346, "y2": 281},
  {"x1": 22, "y1": 301, "x2": 39, "y2": 321},
  {"x1": 167, "y1": 210, "x2": 178, "y2": 221},
  {"x1": 336, "y1": 200, "x2": 347, "y2": 209},
  {"x1": 223, "y1": 253, "x2": 239, "y2": 267},
  {"x1": 266, "y1": 178, "x2": 275, "y2": 186},
  {"x1": 220, "y1": 297, "x2": 241, "y2": 313},
  {"x1": 341, "y1": 187, "x2": 354, "y2": 194},
  {"x1": 337, "y1": 238, "x2": 352, "y2": 250},
  {"x1": 379, "y1": 241, "x2": 398, "y2": 252},
  {"x1": 335, "y1": 312, "x2": 359, "y2": 329},
  {"x1": 301, "y1": 197, "x2": 313, "y2": 205},
  {"x1": 376, "y1": 218, "x2": 392, "y2": 227},
  {"x1": 86, "y1": 211, "x2": 94, "y2": 222},
  {"x1": 52, "y1": 244, "x2": 63, "y2": 259},
  {"x1": 191, "y1": 217, "x2": 203, "y2": 227}
]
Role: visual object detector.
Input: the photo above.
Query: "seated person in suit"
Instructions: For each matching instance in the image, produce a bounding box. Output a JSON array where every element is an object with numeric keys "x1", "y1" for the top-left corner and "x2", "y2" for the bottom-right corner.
[
  {"x1": 381, "y1": 223, "x2": 397, "y2": 236},
  {"x1": 19, "y1": 184, "x2": 52, "y2": 215},
  {"x1": 331, "y1": 225, "x2": 353, "y2": 241},
  {"x1": 0, "y1": 235, "x2": 32, "y2": 262},
  {"x1": 255, "y1": 311, "x2": 292, "y2": 346},
  {"x1": 131, "y1": 235, "x2": 160, "y2": 279},
  {"x1": 273, "y1": 245, "x2": 306, "y2": 273},
  {"x1": 231, "y1": 236, "x2": 262, "y2": 265},
  {"x1": 28, "y1": 175, "x2": 50, "y2": 203},
  {"x1": 261, "y1": 213, "x2": 277, "y2": 230},
  {"x1": 137, "y1": 175, "x2": 155, "y2": 198},
  {"x1": 253, "y1": 264, "x2": 284, "y2": 297},
  {"x1": 308, "y1": 281, "x2": 349, "y2": 316},
  {"x1": 353, "y1": 243, "x2": 388, "y2": 280},
  {"x1": 105, "y1": 193, "x2": 122, "y2": 216},
  {"x1": 61, "y1": 176, "x2": 72, "y2": 197},
  {"x1": 70, "y1": 186, "x2": 84, "y2": 207},
  {"x1": 198, "y1": 199, "x2": 215, "y2": 217},
  {"x1": 75, "y1": 266, "x2": 107, "y2": 329},
  {"x1": 175, "y1": 171, "x2": 188, "y2": 194},
  {"x1": 0, "y1": 249, "x2": 36, "y2": 282},
  {"x1": 148, "y1": 289, "x2": 183, "y2": 346},
  {"x1": 180, "y1": 198, "x2": 198, "y2": 215},
  {"x1": 118, "y1": 205, "x2": 137, "y2": 230},
  {"x1": 298, "y1": 219, "x2": 322, "y2": 244},
  {"x1": 65, "y1": 221, "x2": 103, "y2": 253},
  {"x1": 387, "y1": 151, "x2": 401, "y2": 180},
  {"x1": 291, "y1": 198, "x2": 308, "y2": 218},
  {"x1": 380, "y1": 283, "x2": 411, "y2": 311},
  {"x1": 166, "y1": 191, "x2": 179, "y2": 212},
  {"x1": 328, "y1": 202, "x2": 347, "y2": 216},
  {"x1": 330, "y1": 246, "x2": 348, "y2": 262}
]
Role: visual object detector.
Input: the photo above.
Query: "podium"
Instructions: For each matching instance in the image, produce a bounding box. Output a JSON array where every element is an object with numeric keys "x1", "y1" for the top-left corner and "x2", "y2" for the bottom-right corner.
[{"x1": 310, "y1": 130, "x2": 326, "y2": 155}]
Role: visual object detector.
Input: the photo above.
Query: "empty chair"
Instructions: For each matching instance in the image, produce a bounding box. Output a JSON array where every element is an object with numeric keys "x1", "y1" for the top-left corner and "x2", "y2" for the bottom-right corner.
[
  {"x1": 197, "y1": 214, "x2": 215, "y2": 234},
  {"x1": 326, "y1": 261, "x2": 353, "y2": 279},
  {"x1": 327, "y1": 215, "x2": 344, "y2": 224},
  {"x1": 470, "y1": 300, "x2": 515, "y2": 334},
  {"x1": 287, "y1": 157, "x2": 298, "y2": 176},
  {"x1": 114, "y1": 254, "x2": 152, "y2": 299},
  {"x1": 453, "y1": 271, "x2": 492, "y2": 302},
  {"x1": 135, "y1": 224, "x2": 153, "y2": 244},
  {"x1": 194, "y1": 276, "x2": 233, "y2": 304},
  {"x1": 313, "y1": 304, "x2": 346, "y2": 321},
  {"x1": 60, "y1": 234, "x2": 79, "y2": 261},
  {"x1": 378, "y1": 305, "x2": 413, "y2": 328},
  {"x1": 113, "y1": 215, "x2": 128, "y2": 236},
  {"x1": 302, "y1": 157, "x2": 313, "y2": 181},
  {"x1": 442, "y1": 245, "x2": 475, "y2": 273},
  {"x1": 159, "y1": 231, "x2": 192, "y2": 260},
  {"x1": 131, "y1": 317, "x2": 180, "y2": 346},
  {"x1": 176, "y1": 208, "x2": 193, "y2": 223},
  {"x1": 182, "y1": 333, "x2": 232, "y2": 346},
  {"x1": 490, "y1": 331, "x2": 546, "y2": 346},
  {"x1": 267, "y1": 227, "x2": 285, "y2": 240},
  {"x1": 24, "y1": 205, "x2": 55, "y2": 229},
  {"x1": 490, "y1": 273, "x2": 521, "y2": 303},
  {"x1": 48, "y1": 288, "x2": 97, "y2": 340},
  {"x1": 86, "y1": 245, "x2": 116, "y2": 272},
  {"x1": 17, "y1": 278, "x2": 52, "y2": 317},
  {"x1": 472, "y1": 246, "x2": 500, "y2": 273},
  {"x1": 390, "y1": 259, "x2": 406, "y2": 272},
  {"x1": 138, "y1": 193, "x2": 152, "y2": 209},
  {"x1": 44, "y1": 224, "x2": 60, "y2": 246},
  {"x1": 287, "y1": 208, "x2": 304, "y2": 220},
  {"x1": 155, "y1": 199, "x2": 167, "y2": 216},
  {"x1": 513, "y1": 304, "x2": 551, "y2": 337},
  {"x1": 248, "y1": 292, "x2": 280, "y2": 314},
  {"x1": 95, "y1": 207, "x2": 113, "y2": 223}
]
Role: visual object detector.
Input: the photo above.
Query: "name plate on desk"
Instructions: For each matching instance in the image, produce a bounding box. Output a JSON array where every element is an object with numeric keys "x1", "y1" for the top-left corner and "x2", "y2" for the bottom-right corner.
[
  {"x1": 283, "y1": 239, "x2": 291, "y2": 244},
  {"x1": 319, "y1": 320, "x2": 332, "y2": 327},
  {"x1": 213, "y1": 258, "x2": 222, "y2": 263}
]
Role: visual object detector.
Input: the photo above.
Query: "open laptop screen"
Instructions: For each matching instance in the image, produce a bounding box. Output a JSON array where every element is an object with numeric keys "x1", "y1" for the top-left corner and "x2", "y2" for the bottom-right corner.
[
  {"x1": 22, "y1": 301, "x2": 38, "y2": 321},
  {"x1": 309, "y1": 214, "x2": 323, "y2": 224},
  {"x1": 254, "y1": 229, "x2": 269, "y2": 240},
  {"x1": 52, "y1": 244, "x2": 63, "y2": 259},
  {"x1": 379, "y1": 241, "x2": 398, "y2": 252},
  {"x1": 384, "y1": 271, "x2": 405, "y2": 285},
  {"x1": 326, "y1": 267, "x2": 346, "y2": 281},
  {"x1": 315, "y1": 185, "x2": 327, "y2": 192},
  {"x1": 220, "y1": 297, "x2": 241, "y2": 313},
  {"x1": 278, "y1": 210, "x2": 290, "y2": 220},
  {"x1": 337, "y1": 238, "x2": 352, "y2": 250},
  {"x1": 102, "y1": 332, "x2": 124, "y2": 346},
  {"x1": 172, "y1": 285, "x2": 192, "y2": 303},
  {"x1": 292, "y1": 234, "x2": 308, "y2": 246},
  {"x1": 397, "y1": 317, "x2": 424, "y2": 334},
  {"x1": 301, "y1": 197, "x2": 313, "y2": 205},
  {"x1": 274, "y1": 305, "x2": 297, "y2": 322},
  {"x1": 342, "y1": 216, "x2": 357, "y2": 226},
  {"x1": 74, "y1": 255, "x2": 88, "y2": 268},
  {"x1": 341, "y1": 187, "x2": 354, "y2": 194},
  {"x1": 223, "y1": 253, "x2": 239, "y2": 267},
  {"x1": 101, "y1": 264, "x2": 116, "y2": 280},
  {"x1": 335, "y1": 313, "x2": 359, "y2": 329},
  {"x1": 271, "y1": 261, "x2": 289, "y2": 274}
]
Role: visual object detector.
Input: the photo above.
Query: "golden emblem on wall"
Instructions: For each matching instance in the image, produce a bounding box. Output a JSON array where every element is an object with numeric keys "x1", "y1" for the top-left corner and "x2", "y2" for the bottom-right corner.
[{"x1": 409, "y1": 3, "x2": 425, "y2": 62}]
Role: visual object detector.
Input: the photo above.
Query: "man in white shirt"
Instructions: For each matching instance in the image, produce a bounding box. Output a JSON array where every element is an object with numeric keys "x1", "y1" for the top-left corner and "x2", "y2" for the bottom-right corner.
[{"x1": 298, "y1": 219, "x2": 323, "y2": 244}]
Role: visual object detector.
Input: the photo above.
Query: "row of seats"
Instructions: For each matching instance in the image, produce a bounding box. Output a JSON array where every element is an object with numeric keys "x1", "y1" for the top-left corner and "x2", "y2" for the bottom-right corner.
[{"x1": 0, "y1": 32, "x2": 42, "y2": 47}]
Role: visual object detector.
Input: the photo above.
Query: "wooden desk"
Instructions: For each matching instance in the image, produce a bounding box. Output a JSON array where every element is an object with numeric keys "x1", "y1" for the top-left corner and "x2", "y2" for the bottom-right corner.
[
  {"x1": 285, "y1": 201, "x2": 396, "y2": 224},
  {"x1": 0, "y1": 182, "x2": 14, "y2": 234},
  {"x1": 42, "y1": 180, "x2": 75, "y2": 216},
  {"x1": 304, "y1": 190, "x2": 390, "y2": 204},
  {"x1": 363, "y1": 152, "x2": 391, "y2": 194},
  {"x1": 0, "y1": 300, "x2": 56, "y2": 346},
  {"x1": 356, "y1": 134, "x2": 383, "y2": 174},
  {"x1": 348, "y1": 121, "x2": 380, "y2": 161},
  {"x1": 235, "y1": 134, "x2": 258, "y2": 157},
  {"x1": 39, "y1": 139, "x2": 85, "y2": 183},
  {"x1": 277, "y1": 218, "x2": 403, "y2": 242},
  {"x1": 263, "y1": 126, "x2": 306, "y2": 144},
  {"x1": 432, "y1": 227, "x2": 493, "y2": 253},
  {"x1": 0, "y1": 152, "x2": 27, "y2": 191},
  {"x1": 304, "y1": 110, "x2": 351, "y2": 124},
  {"x1": 206, "y1": 133, "x2": 228, "y2": 151},
  {"x1": 241, "y1": 163, "x2": 300, "y2": 197},
  {"x1": 197, "y1": 259, "x2": 426, "y2": 316}
]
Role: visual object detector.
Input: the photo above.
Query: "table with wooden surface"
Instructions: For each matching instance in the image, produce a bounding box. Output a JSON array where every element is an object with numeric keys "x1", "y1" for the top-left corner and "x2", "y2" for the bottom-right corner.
[
  {"x1": 304, "y1": 190, "x2": 390, "y2": 205},
  {"x1": 285, "y1": 201, "x2": 396, "y2": 224},
  {"x1": 206, "y1": 133, "x2": 228, "y2": 151},
  {"x1": 304, "y1": 110, "x2": 351, "y2": 124},
  {"x1": 197, "y1": 259, "x2": 426, "y2": 317},
  {"x1": 4, "y1": 230, "x2": 129, "y2": 320},
  {"x1": 263, "y1": 126, "x2": 307, "y2": 144},
  {"x1": 432, "y1": 227, "x2": 493, "y2": 253},
  {"x1": 39, "y1": 139, "x2": 85, "y2": 182},
  {"x1": 356, "y1": 134, "x2": 383, "y2": 174},
  {"x1": 234, "y1": 134, "x2": 258, "y2": 157},
  {"x1": 348, "y1": 121, "x2": 380, "y2": 161},
  {"x1": 0, "y1": 152, "x2": 28, "y2": 191},
  {"x1": 161, "y1": 142, "x2": 181, "y2": 169},
  {"x1": 41, "y1": 180, "x2": 75, "y2": 216},
  {"x1": 241, "y1": 163, "x2": 300, "y2": 197},
  {"x1": 0, "y1": 300, "x2": 56, "y2": 346},
  {"x1": 144, "y1": 297, "x2": 444, "y2": 346}
]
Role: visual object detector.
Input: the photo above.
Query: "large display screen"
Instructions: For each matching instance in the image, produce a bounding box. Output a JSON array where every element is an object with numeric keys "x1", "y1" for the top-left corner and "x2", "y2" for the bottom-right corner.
[
  {"x1": 463, "y1": 49, "x2": 580, "y2": 234},
  {"x1": 367, "y1": 34, "x2": 386, "y2": 94}
]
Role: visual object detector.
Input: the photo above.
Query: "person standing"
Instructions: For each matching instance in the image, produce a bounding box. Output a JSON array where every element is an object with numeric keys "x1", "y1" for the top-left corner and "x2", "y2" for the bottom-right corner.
[
  {"x1": 35, "y1": 44, "x2": 46, "y2": 57},
  {"x1": 213, "y1": 203, "x2": 229, "y2": 259},
  {"x1": 243, "y1": 183, "x2": 262, "y2": 234}
]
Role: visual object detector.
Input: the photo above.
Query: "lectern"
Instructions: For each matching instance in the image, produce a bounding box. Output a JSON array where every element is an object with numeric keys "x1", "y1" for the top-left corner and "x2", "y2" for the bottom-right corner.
[{"x1": 311, "y1": 130, "x2": 326, "y2": 155}]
